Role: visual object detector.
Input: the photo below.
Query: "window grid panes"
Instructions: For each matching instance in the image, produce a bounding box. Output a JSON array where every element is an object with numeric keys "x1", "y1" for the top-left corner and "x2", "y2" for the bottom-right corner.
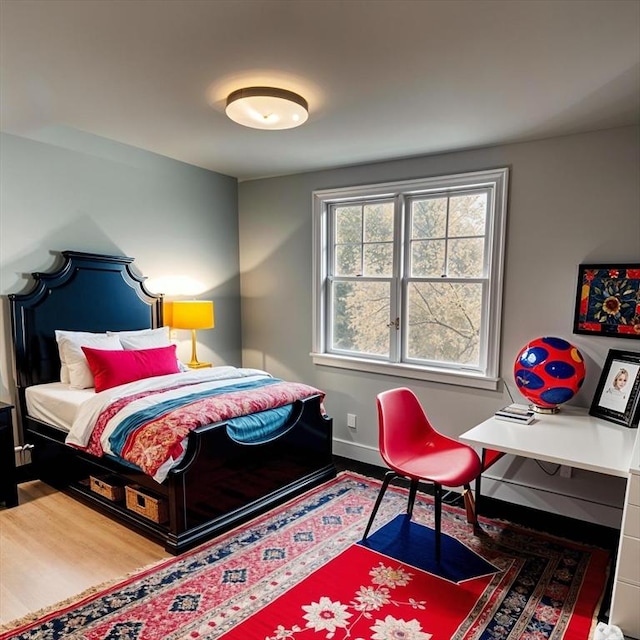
[
  {"x1": 314, "y1": 169, "x2": 508, "y2": 384},
  {"x1": 333, "y1": 201, "x2": 394, "y2": 277}
]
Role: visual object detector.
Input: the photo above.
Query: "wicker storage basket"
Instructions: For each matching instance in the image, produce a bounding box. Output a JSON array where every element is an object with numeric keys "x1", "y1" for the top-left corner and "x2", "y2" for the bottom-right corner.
[
  {"x1": 125, "y1": 485, "x2": 168, "y2": 523},
  {"x1": 89, "y1": 475, "x2": 125, "y2": 502}
]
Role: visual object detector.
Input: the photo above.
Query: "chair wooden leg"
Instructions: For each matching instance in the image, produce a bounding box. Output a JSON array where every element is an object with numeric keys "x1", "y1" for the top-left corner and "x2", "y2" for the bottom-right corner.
[
  {"x1": 407, "y1": 478, "x2": 419, "y2": 519},
  {"x1": 434, "y1": 483, "x2": 442, "y2": 563},
  {"x1": 462, "y1": 483, "x2": 476, "y2": 524},
  {"x1": 362, "y1": 471, "x2": 397, "y2": 540}
]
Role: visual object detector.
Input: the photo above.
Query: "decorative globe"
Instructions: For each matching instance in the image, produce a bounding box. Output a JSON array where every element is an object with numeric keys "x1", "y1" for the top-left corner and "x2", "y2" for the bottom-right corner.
[{"x1": 513, "y1": 337, "x2": 586, "y2": 413}]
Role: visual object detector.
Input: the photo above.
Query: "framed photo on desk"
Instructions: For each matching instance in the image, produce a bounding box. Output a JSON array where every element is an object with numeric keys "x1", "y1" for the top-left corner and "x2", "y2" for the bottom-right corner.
[{"x1": 589, "y1": 349, "x2": 640, "y2": 428}]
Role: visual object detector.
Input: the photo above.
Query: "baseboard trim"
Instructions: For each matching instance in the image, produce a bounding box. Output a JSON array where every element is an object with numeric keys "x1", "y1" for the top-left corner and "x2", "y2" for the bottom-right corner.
[
  {"x1": 333, "y1": 439, "x2": 624, "y2": 529},
  {"x1": 478, "y1": 475, "x2": 623, "y2": 529},
  {"x1": 332, "y1": 438, "x2": 383, "y2": 468}
]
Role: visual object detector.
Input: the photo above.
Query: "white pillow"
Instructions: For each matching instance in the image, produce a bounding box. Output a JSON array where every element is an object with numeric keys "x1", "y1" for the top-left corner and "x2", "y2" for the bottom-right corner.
[
  {"x1": 55, "y1": 330, "x2": 123, "y2": 389},
  {"x1": 55, "y1": 330, "x2": 102, "y2": 384},
  {"x1": 108, "y1": 327, "x2": 188, "y2": 372},
  {"x1": 107, "y1": 326, "x2": 171, "y2": 350}
]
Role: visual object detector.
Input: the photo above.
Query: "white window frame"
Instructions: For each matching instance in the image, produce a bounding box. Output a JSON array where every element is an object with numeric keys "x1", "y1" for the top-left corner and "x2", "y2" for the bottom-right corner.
[{"x1": 311, "y1": 168, "x2": 509, "y2": 390}]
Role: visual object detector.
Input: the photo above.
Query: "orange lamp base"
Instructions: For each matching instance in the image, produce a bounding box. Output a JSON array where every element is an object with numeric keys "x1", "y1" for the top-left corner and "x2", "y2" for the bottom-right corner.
[
  {"x1": 186, "y1": 329, "x2": 212, "y2": 369},
  {"x1": 187, "y1": 361, "x2": 212, "y2": 369}
]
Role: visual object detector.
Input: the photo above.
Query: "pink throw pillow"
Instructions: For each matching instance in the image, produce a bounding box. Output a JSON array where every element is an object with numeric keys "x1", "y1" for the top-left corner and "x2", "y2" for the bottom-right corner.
[{"x1": 82, "y1": 345, "x2": 180, "y2": 392}]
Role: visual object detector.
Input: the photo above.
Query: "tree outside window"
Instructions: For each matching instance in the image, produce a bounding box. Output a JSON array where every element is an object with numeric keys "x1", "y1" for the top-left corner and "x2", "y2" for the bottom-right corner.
[{"x1": 313, "y1": 169, "x2": 508, "y2": 389}]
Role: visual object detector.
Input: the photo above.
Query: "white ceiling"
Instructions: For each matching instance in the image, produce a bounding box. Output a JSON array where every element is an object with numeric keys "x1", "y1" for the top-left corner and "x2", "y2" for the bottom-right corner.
[{"x1": 1, "y1": 0, "x2": 639, "y2": 181}]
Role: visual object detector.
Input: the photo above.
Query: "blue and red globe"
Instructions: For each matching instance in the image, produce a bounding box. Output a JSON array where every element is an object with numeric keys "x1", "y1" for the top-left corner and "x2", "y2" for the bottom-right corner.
[{"x1": 514, "y1": 337, "x2": 586, "y2": 412}]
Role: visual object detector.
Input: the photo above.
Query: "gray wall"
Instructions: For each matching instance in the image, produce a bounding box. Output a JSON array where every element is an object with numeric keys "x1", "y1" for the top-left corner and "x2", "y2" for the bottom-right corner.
[
  {"x1": 0, "y1": 131, "x2": 242, "y2": 410},
  {"x1": 1, "y1": 126, "x2": 638, "y2": 526},
  {"x1": 239, "y1": 125, "x2": 640, "y2": 526}
]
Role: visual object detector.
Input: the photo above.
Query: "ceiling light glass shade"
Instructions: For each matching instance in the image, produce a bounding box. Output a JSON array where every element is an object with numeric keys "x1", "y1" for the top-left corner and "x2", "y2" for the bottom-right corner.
[{"x1": 225, "y1": 87, "x2": 309, "y2": 130}]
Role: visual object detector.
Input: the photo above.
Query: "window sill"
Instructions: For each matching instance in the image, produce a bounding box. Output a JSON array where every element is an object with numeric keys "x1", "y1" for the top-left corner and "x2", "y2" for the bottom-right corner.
[{"x1": 310, "y1": 353, "x2": 500, "y2": 390}]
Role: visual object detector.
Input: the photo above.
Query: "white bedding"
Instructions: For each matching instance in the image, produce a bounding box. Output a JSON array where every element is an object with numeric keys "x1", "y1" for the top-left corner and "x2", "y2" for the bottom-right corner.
[
  {"x1": 66, "y1": 366, "x2": 270, "y2": 447},
  {"x1": 25, "y1": 383, "x2": 96, "y2": 432},
  {"x1": 26, "y1": 366, "x2": 276, "y2": 483},
  {"x1": 25, "y1": 367, "x2": 271, "y2": 438},
  {"x1": 67, "y1": 365, "x2": 272, "y2": 482}
]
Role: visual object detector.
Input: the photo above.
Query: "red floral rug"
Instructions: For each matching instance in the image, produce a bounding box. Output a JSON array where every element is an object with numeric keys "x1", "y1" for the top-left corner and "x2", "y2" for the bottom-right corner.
[{"x1": 1, "y1": 472, "x2": 610, "y2": 640}]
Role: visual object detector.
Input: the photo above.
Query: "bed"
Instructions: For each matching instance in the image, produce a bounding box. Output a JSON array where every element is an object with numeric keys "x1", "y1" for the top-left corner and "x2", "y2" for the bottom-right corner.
[{"x1": 9, "y1": 250, "x2": 335, "y2": 554}]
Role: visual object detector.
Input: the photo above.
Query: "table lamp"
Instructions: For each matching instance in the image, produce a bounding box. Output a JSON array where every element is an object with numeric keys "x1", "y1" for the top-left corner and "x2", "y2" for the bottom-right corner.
[{"x1": 170, "y1": 300, "x2": 215, "y2": 369}]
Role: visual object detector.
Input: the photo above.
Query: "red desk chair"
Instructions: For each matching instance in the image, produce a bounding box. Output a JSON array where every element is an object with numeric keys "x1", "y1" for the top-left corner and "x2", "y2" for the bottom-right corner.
[{"x1": 362, "y1": 387, "x2": 482, "y2": 562}]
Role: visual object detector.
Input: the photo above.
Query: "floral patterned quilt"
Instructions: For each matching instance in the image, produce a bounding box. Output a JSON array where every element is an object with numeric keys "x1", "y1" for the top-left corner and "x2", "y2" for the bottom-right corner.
[{"x1": 65, "y1": 367, "x2": 324, "y2": 482}]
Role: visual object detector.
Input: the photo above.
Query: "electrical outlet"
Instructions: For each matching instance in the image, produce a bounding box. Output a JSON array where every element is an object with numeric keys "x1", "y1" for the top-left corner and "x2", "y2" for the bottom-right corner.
[
  {"x1": 559, "y1": 465, "x2": 572, "y2": 479},
  {"x1": 347, "y1": 413, "x2": 357, "y2": 430}
]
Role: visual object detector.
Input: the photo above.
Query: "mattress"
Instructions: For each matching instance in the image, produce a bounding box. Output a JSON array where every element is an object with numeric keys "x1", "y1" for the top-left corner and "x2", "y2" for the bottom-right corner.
[{"x1": 25, "y1": 383, "x2": 95, "y2": 432}]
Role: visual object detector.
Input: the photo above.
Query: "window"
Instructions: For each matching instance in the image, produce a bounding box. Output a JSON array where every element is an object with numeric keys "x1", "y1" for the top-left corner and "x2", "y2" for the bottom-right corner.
[{"x1": 312, "y1": 168, "x2": 509, "y2": 389}]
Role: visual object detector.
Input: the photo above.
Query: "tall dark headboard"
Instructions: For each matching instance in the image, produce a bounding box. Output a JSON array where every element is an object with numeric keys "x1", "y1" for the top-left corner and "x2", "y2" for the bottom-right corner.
[{"x1": 9, "y1": 251, "x2": 163, "y2": 397}]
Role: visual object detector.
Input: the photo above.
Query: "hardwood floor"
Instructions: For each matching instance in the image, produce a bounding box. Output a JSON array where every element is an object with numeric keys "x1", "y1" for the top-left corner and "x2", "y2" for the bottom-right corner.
[
  {"x1": 0, "y1": 481, "x2": 168, "y2": 627},
  {"x1": 1, "y1": 457, "x2": 621, "y2": 629}
]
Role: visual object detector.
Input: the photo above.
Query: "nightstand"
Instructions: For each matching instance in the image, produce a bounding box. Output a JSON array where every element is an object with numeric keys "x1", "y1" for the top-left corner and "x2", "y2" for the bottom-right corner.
[{"x1": 0, "y1": 402, "x2": 19, "y2": 507}]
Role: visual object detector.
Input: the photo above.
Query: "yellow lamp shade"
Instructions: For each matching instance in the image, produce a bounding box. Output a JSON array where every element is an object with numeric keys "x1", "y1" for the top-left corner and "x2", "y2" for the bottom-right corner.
[
  {"x1": 171, "y1": 301, "x2": 214, "y2": 330},
  {"x1": 163, "y1": 300, "x2": 174, "y2": 327}
]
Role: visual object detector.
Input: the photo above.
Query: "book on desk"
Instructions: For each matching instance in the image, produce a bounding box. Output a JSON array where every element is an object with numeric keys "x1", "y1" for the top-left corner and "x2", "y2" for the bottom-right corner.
[{"x1": 494, "y1": 403, "x2": 536, "y2": 424}]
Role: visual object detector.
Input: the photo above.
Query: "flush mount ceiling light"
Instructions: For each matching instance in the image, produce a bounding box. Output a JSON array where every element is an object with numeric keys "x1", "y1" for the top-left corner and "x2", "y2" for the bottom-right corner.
[{"x1": 225, "y1": 87, "x2": 309, "y2": 130}]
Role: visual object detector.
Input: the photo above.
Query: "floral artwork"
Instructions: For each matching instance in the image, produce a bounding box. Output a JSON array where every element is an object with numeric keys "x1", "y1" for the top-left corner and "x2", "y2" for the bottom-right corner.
[
  {"x1": 266, "y1": 562, "x2": 431, "y2": 640},
  {"x1": 573, "y1": 264, "x2": 640, "y2": 339}
]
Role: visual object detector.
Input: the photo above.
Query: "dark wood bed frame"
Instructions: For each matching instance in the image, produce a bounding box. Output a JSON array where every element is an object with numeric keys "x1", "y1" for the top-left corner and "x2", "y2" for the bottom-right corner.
[{"x1": 9, "y1": 251, "x2": 335, "y2": 554}]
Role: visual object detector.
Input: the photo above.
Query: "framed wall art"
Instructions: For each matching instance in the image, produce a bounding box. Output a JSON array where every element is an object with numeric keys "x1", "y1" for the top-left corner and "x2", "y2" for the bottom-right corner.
[
  {"x1": 589, "y1": 349, "x2": 640, "y2": 428},
  {"x1": 573, "y1": 264, "x2": 640, "y2": 339}
]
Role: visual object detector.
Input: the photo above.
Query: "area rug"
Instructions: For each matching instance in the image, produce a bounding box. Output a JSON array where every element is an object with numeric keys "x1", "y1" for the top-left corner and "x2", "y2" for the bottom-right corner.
[{"x1": 1, "y1": 471, "x2": 610, "y2": 640}]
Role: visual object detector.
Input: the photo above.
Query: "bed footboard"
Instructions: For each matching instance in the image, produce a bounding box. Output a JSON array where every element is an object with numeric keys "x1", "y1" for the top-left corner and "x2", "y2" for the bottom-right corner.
[{"x1": 166, "y1": 394, "x2": 335, "y2": 552}]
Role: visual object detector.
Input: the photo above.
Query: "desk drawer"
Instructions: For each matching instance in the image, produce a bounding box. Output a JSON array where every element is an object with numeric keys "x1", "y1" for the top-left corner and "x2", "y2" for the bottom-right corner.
[
  {"x1": 617, "y1": 535, "x2": 640, "y2": 586},
  {"x1": 610, "y1": 581, "x2": 640, "y2": 638},
  {"x1": 623, "y1": 503, "x2": 640, "y2": 538},
  {"x1": 629, "y1": 472, "x2": 639, "y2": 508}
]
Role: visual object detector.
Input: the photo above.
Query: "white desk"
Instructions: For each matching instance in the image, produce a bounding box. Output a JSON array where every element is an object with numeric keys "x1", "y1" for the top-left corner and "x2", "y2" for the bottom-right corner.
[
  {"x1": 460, "y1": 406, "x2": 637, "y2": 479},
  {"x1": 461, "y1": 406, "x2": 640, "y2": 638}
]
